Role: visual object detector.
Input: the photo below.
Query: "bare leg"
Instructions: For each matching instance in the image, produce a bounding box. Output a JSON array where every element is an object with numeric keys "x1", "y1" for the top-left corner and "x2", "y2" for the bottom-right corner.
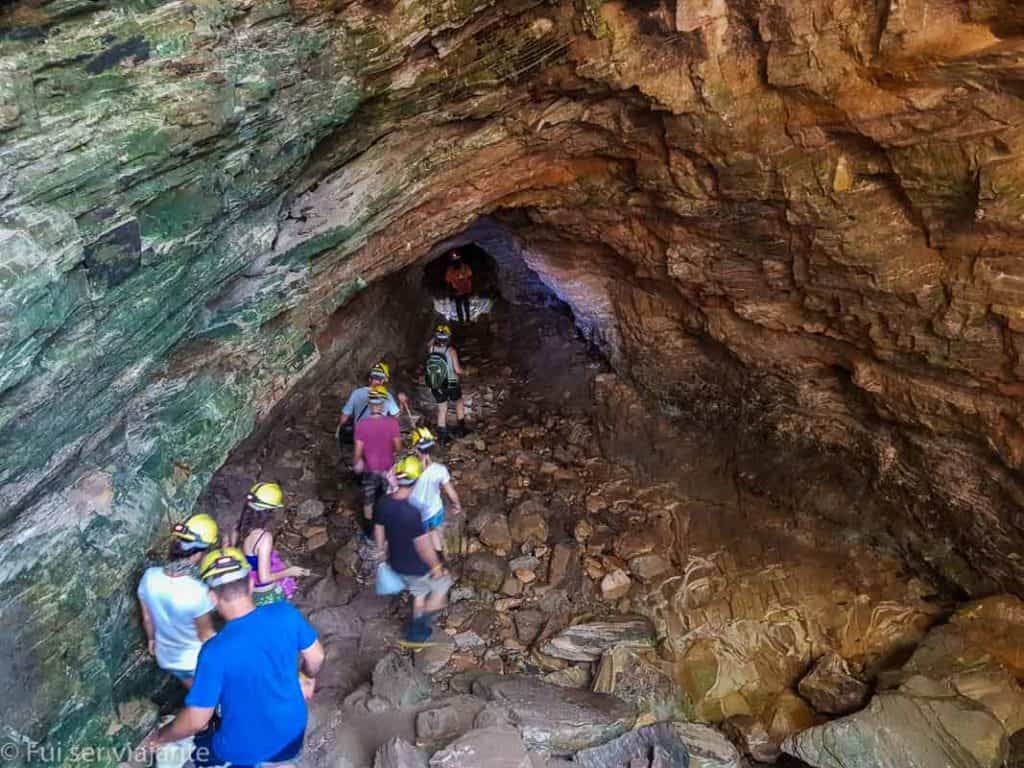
[
  {"x1": 412, "y1": 594, "x2": 426, "y2": 618},
  {"x1": 437, "y1": 402, "x2": 447, "y2": 429},
  {"x1": 424, "y1": 589, "x2": 448, "y2": 614},
  {"x1": 430, "y1": 526, "x2": 443, "y2": 553},
  {"x1": 454, "y1": 398, "x2": 466, "y2": 422}
]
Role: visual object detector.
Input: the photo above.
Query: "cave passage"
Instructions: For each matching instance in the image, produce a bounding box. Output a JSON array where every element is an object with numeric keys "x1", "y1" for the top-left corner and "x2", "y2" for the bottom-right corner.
[
  {"x1": 422, "y1": 242, "x2": 498, "y2": 324},
  {"x1": 184, "y1": 243, "x2": 981, "y2": 768}
]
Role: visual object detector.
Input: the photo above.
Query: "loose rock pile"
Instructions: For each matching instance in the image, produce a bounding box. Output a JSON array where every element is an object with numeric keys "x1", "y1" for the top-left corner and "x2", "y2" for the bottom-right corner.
[{"x1": 200, "y1": 305, "x2": 1024, "y2": 768}]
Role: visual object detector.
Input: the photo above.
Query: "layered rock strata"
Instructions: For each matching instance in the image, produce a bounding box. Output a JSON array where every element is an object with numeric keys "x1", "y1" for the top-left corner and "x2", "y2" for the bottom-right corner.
[{"x1": 3, "y1": 0, "x2": 1024, "y2": 753}]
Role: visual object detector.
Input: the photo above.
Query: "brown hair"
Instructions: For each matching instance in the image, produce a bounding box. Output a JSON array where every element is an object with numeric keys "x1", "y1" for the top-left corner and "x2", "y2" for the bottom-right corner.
[{"x1": 235, "y1": 503, "x2": 275, "y2": 545}]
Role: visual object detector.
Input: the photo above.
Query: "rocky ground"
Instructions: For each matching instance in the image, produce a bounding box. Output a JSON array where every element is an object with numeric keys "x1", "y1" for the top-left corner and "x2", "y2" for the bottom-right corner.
[{"x1": 197, "y1": 302, "x2": 1024, "y2": 768}]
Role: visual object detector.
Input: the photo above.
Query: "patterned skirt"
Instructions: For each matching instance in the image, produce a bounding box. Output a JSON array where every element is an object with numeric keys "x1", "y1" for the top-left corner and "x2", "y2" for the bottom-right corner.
[{"x1": 253, "y1": 584, "x2": 285, "y2": 607}]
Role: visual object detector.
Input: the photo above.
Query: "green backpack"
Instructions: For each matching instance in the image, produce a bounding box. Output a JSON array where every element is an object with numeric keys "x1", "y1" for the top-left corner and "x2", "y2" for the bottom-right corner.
[{"x1": 425, "y1": 349, "x2": 450, "y2": 390}]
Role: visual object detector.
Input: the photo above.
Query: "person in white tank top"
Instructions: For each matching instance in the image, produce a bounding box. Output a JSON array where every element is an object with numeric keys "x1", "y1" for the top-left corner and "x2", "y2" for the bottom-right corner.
[
  {"x1": 137, "y1": 513, "x2": 219, "y2": 688},
  {"x1": 407, "y1": 427, "x2": 463, "y2": 554}
]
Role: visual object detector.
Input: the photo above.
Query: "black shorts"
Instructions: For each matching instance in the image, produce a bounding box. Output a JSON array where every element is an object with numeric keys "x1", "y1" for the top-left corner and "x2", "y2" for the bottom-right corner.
[{"x1": 431, "y1": 382, "x2": 462, "y2": 404}]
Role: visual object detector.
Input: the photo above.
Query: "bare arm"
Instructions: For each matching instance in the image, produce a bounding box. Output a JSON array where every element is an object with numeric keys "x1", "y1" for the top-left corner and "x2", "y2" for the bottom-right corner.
[
  {"x1": 441, "y1": 481, "x2": 462, "y2": 513},
  {"x1": 374, "y1": 523, "x2": 387, "y2": 557},
  {"x1": 257, "y1": 534, "x2": 307, "y2": 582},
  {"x1": 152, "y1": 706, "x2": 214, "y2": 745},
  {"x1": 193, "y1": 612, "x2": 215, "y2": 643},
  {"x1": 449, "y1": 348, "x2": 463, "y2": 376},
  {"x1": 353, "y1": 439, "x2": 365, "y2": 465},
  {"x1": 392, "y1": 436, "x2": 403, "y2": 453},
  {"x1": 300, "y1": 639, "x2": 325, "y2": 678},
  {"x1": 413, "y1": 534, "x2": 442, "y2": 573},
  {"x1": 139, "y1": 600, "x2": 155, "y2": 655}
]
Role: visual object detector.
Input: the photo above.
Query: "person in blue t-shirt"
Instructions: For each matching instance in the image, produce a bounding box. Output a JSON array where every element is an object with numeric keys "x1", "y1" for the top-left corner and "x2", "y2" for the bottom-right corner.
[{"x1": 145, "y1": 548, "x2": 324, "y2": 768}]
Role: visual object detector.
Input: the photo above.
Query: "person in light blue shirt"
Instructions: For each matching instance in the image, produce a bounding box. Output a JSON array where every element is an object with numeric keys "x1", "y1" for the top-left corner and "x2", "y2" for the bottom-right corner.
[
  {"x1": 336, "y1": 362, "x2": 409, "y2": 448},
  {"x1": 146, "y1": 548, "x2": 324, "y2": 768}
]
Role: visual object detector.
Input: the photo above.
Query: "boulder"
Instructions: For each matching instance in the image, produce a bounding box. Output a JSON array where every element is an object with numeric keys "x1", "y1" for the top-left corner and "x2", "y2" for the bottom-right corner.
[
  {"x1": 548, "y1": 542, "x2": 582, "y2": 589},
  {"x1": 544, "y1": 665, "x2": 592, "y2": 689},
  {"x1": 887, "y1": 595, "x2": 1024, "y2": 734},
  {"x1": 614, "y1": 527, "x2": 661, "y2": 559},
  {"x1": 462, "y1": 552, "x2": 509, "y2": 592},
  {"x1": 670, "y1": 723, "x2": 743, "y2": 768},
  {"x1": 372, "y1": 652, "x2": 432, "y2": 708},
  {"x1": 515, "y1": 568, "x2": 537, "y2": 584},
  {"x1": 574, "y1": 519, "x2": 595, "y2": 543},
  {"x1": 415, "y1": 695, "x2": 488, "y2": 744},
  {"x1": 428, "y1": 726, "x2": 532, "y2": 768},
  {"x1": 600, "y1": 570, "x2": 632, "y2": 600},
  {"x1": 540, "y1": 615, "x2": 655, "y2": 662},
  {"x1": 798, "y1": 652, "x2": 870, "y2": 715},
  {"x1": 592, "y1": 646, "x2": 684, "y2": 721},
  {"x1": 574, "y1": 723, "x2": 690, "y2": 768},
  {"x1": 515, "y1": 609, "x2": 547, "y2": 645},
  {"x1": 415, "y1": 636, "x2": 456, "y2": 675},
  {"x1": 478, "y1": 512, "x2": 514, "y2": 551},
  {"x1": 296, "y1": 498, "x2": 325, "y2": 521},
  {"x1": 374, "y1": 738, "x2": 428, "y2": 768},
  {"x1": 628, "y1": 554, "x2": 671, "y2": 582},
  {"x1": 293, "y1": 574, "x2": 358, "y2": 613},
  {"x1": 783, "y1": 690, "x2": 1009, "y2": 768},
  {"x1": 471, "y1": 673, "x2": 636, "y2": 752},
  {"x1": 723, "y1": 715, "x2": 779, "y2": 763},
  {"x1": 509, "y1": 500, "x2": 549, "y2": 544}
]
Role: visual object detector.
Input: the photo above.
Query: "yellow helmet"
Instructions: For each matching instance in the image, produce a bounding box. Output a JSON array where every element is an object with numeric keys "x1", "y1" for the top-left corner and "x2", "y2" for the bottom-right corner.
[
  {"x1": 370, "y1": 362, "x2": 390, "y2": 382},
  {"x1": 392, "y1": 454, "x2": 423, "y2": 486},
  {"x1": 199, "y1": 547, "x2": 251, "y2": 587},
  {"x1": 247, "y1": 482, "x2": 284, "y2": 511},
  {"x1": 409, "y1": 427, "x2": 436, "y2": 450},
  {"x1": 435, "y1": 324, "x2": 452, "y2": 338},
  {"x1": 171, "y1": 513, "x2": 219, "y2": 552},
  {"x1": 367, "y1": 385, "x2": 390, "y2": 404}
]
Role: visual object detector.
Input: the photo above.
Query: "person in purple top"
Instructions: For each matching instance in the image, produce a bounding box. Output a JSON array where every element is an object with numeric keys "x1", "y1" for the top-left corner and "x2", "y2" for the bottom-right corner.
[{"x1": 353, "y1": 385, "x2": 403, "y2": 528}]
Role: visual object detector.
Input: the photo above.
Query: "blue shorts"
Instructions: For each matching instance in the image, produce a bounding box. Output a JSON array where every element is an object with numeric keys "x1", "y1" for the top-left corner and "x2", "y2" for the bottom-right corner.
[
  {"x1": 424, "y1": 510, "x2": 444, "y2": 530},
  {"x1": 192, "y1": 728, "x2": 304, "y2": 768},
  {"x1": 164, "y1": 667, "x2": 195, "y2": 682}
]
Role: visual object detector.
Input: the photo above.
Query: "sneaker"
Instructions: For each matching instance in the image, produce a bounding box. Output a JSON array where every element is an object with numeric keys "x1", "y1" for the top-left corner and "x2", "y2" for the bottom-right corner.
[{"x1": 405, "y1": 616, "x2": 432, "y2": 644}]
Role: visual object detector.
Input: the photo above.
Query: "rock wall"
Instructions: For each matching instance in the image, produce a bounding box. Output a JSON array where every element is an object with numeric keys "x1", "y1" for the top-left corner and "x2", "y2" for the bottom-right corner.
[{"x1": 2, "y1": 0, "x2": 1024, "y2": 754}]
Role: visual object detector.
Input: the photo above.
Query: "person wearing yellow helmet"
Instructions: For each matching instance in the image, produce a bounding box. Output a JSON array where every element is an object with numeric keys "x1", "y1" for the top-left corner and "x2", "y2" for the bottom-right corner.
[
  {"x1": 354, "y1": 385, "x2": 403, "y2": 517},
  {"x1": 425, "y1": 324, "x2": 469, "y2": 444},
  {"x1": 445, "y1": 250, "x2": 474, "y2": 323},
  {"x1": 336, "y1": 361, "x2": 409, "y2": 449},
  {"x1": 373, "y1": 454, "x2": 454, "y2": 644},
  {"x1": 137, "y1": 513, "x2": 219, "y2": 689},
  {"x1": 232, "y1": 483, "x2": 310, "y2": 607},
  {"x1": 147, "y1": 547, "x2": 325, "y2": 768},
  {"x1": 408, "y1": 427, "x2": 462, "y2": 555}
]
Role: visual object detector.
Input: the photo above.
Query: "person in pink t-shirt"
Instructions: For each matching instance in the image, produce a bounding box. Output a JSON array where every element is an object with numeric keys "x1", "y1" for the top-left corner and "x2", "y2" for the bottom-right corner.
[{"x1": 353, "y1": 385, "x2": 402, "y2": 528}]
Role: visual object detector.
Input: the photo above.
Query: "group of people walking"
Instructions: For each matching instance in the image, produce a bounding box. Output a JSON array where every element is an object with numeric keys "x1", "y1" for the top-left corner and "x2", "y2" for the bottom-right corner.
[
  {"x1": 337, "y1": 320, "x2": 471, "y2": 644},
  {"x1": 139, "y1": 497, "x2": 322, "y2": 768},
  {"x1": 137, "y1": 280, "x2": 478, "y2": 766}
]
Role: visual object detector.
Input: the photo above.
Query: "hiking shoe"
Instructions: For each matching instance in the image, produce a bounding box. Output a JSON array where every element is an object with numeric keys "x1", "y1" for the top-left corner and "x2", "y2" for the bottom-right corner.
[
  {"x1": 405, "y1": 616, "x2": 432, "y2": 644},
  {"x1": 455, "y1": 421, "x2": 472, "y2": 437}
]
